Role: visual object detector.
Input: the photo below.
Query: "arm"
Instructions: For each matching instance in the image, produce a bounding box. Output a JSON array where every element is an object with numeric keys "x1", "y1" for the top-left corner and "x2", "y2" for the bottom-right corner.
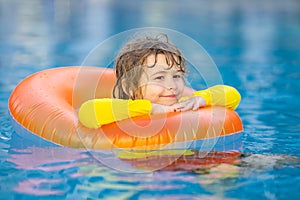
[
  {"x1": 79, "y1": 98, "x2": 187, "y2": 129},
  {"x1": 78, "y1": 85, "x2": 241, "y2": 128},
  {"x1": 193, "y1": 85, "x2": 241, "y2": 110},
  {"x1": 78, "y1": 98, "x2": 152, "y2": 129},
  {"x1": 179, "y1": 85, "x2": 241, "y2": 110}
]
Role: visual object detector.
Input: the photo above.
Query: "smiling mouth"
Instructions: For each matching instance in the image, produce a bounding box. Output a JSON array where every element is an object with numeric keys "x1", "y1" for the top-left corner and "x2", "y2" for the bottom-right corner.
[{"x1": 161, "y1": 94, "x2": 177, "y2": 98}]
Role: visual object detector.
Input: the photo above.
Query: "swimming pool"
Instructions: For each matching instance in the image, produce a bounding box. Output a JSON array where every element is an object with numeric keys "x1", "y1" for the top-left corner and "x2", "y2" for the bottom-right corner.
[{"x1": 1, "y1": 0, "x2": 299, "y2": 199}]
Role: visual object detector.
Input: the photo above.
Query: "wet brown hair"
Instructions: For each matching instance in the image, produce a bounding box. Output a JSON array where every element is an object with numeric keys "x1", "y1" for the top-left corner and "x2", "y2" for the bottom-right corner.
[{"x1": 112, "y1": 34, "x2": 186, "y2": 99}]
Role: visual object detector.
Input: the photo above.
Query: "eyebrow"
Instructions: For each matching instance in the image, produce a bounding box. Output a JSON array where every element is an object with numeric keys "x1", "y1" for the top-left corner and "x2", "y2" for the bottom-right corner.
[{"x1": 149, "y1": 69, "x2": 183, "y2": 77}]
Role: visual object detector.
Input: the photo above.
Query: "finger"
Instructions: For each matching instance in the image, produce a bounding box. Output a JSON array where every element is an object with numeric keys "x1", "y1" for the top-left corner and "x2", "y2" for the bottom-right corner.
[
  {"x1": 197, "y1": 97, "x2": 206, "y2": 107},
  {"x1": 170, "y1": 103, "x2": 181, "y2": 112},
  {"x1": 192, "y1": 103, "x2": 199, "y2": 111},
  {"x1": 173, "y1": 103, "x2": 184, "y2": 112},
  {"x1": 179, "y1": 101, "x2": 194, "y2": 111},
  {"x1": 188, "y1": 98, "x2": 204, "y2": 111},
  {"x1": 193, "y1": 99, "x2": 204, "y2": 110},
  {"x1": 175, "y1": 102, "x2": 184, "y2": 109}
]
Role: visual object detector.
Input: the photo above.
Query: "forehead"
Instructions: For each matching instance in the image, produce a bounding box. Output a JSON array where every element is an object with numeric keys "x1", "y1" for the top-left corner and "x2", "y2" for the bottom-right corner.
[
  {"x1": 144, "y1": 53, "x2": 181, "y2": 73},
  {"x1": 146, "y1": 53, "x2": 179, "y2": 65}
]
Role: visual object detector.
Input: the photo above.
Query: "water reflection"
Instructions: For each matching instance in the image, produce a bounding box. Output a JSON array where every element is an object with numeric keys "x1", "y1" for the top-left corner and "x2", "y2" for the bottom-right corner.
[
  {"x1": 14, "y1": 178, "x2": 65, "y2": 196},
  {"x1": 6, "y1": 147, "x2": 240, "y2": 198},
  {"x1": 6, "y1": 146, "x2": 300, "y2": 199}
]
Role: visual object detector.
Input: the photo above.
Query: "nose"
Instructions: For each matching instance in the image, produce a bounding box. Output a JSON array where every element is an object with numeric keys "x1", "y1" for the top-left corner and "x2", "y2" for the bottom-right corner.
[{"x1": 165, "y1": 77, "x2": 177, "y2": 90}]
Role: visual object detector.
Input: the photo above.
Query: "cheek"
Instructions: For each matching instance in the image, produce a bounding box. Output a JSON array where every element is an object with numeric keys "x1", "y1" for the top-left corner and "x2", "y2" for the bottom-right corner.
[
  {"x1": 177, "y1": 80, "x2": 185, "y2": 93},
  {"x1": 142, "y1": 84, "x2": 164, "y2": 99}
]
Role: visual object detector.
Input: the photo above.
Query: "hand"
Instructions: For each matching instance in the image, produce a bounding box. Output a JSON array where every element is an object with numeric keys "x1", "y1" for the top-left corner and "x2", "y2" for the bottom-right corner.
[
  {"x1": 151, "y1": 103, "x2": 183, "y2": 115},
  {"x1": 176, "y1": 96, "x2": 206, "y2": 112},
  {"x1": 151, "y1": 96, "x2": 206, "y2": 114}
]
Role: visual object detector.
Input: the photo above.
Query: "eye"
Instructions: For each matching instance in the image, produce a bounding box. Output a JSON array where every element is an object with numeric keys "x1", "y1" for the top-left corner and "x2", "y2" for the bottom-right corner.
[
  {"x1": 173, "y1": 74, "x2": 182, "y2": 79},
  {"x1": 154, "y1": 76, "x2": 164, "y2": 80}
]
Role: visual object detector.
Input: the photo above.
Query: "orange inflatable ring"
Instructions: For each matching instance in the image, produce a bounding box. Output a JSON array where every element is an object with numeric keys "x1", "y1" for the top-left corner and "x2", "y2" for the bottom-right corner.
[{"x1": 8, "y1": 66, "x2": 243, "y2": 151}]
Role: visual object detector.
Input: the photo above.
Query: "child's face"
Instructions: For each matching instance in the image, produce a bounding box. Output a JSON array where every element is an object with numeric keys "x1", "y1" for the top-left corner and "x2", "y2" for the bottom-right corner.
[{"x1": 138, "y1": 53, "x2": 185, "y2": 106}]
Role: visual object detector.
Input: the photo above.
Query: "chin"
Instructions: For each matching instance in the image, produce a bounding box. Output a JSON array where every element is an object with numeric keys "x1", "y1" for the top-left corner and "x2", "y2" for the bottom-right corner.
[{"x1": 161, "y1": 101, "x2": 177, "y2": 106}]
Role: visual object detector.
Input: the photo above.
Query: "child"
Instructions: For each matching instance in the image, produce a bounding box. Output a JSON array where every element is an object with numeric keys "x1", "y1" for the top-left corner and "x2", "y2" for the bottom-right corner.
[{"x1": 79, "y1": 35, "x2": 241, "y2": 129}]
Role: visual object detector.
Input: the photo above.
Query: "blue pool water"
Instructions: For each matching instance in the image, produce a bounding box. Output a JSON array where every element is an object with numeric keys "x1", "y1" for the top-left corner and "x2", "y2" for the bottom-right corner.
[{"x1": 1, "y1": 0, "x2": 300, "y2": 199}]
